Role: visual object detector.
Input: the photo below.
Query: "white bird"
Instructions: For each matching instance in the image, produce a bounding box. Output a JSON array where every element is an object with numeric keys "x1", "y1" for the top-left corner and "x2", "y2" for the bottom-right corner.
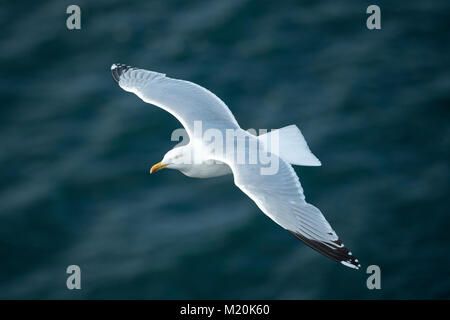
[{"x1": 111, "y1": 63, "x2": 360, "y2": 269}]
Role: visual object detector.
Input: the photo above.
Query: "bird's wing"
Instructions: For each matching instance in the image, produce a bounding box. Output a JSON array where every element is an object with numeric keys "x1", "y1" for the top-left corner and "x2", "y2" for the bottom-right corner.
[
  {"x1": 111, "y1": 64, "x2": 240, "y2": 137},
  {"x1": 221, "y1": 150, "x2": 360, "y2": 269}
]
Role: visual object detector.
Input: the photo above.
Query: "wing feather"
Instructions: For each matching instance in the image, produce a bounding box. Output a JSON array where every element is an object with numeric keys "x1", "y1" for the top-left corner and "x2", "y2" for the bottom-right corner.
[
  {"x1": 222, "y1": 146, "x2": 360, "y2": 269},
  {"x1": 111, "y1": 64, "x2": 240, "y2": 137}
]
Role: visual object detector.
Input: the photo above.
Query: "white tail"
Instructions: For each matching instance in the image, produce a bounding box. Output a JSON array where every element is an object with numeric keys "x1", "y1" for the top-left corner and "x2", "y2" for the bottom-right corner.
[{"x1": 258, "y1": 125, "x2": 321, "y2": 166}]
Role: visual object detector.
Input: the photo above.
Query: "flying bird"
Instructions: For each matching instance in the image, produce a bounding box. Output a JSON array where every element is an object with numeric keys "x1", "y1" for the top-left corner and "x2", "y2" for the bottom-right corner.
[{"x1": 111, "y1": 63, "x2": 360, "y2": 269}]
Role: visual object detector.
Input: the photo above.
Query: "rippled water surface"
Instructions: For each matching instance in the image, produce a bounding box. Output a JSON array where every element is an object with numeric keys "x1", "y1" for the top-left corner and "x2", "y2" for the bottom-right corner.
[{"x1": 0, "y1": 1, "x2": 449, "y2": 299}]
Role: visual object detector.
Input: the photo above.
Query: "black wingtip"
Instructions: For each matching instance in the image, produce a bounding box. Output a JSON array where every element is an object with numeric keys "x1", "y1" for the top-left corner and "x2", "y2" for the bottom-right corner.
[
  {"x1": 111, "y1": 63, "x2": 134, "y2": 83},
  {"x1": 288, "y1": 230, "x2": 361, "y2": 270}
]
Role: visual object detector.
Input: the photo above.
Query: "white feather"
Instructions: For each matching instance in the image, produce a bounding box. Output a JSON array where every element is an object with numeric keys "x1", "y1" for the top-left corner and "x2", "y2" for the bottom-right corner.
[{"x1": 258, "y1": 125, "x2": 321, "y2": 166}]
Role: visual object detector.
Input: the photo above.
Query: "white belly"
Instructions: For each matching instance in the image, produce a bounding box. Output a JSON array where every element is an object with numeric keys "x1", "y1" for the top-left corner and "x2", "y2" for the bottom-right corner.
[{"x1": 180, "y1": 160, "x2": 232, "y2": 178}]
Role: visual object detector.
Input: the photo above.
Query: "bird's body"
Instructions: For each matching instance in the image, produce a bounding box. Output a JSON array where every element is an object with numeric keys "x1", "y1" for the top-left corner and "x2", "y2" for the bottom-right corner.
[
  {"x1": 111, "y1": 63, "x2": 360, "y2": 269},
  {"x1": 178, "y1": 157, "x2": 232, "y2": 178}
]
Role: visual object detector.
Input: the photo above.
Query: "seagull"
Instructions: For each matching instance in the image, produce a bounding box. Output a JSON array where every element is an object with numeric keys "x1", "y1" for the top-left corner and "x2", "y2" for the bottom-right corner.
[{"x1": 111, "y1": 63, "x2": 360, "y2": 269}]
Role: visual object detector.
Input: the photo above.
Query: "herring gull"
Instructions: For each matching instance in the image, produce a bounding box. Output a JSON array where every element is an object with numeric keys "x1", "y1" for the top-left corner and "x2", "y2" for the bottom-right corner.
[{"x1": 111, "y1": 63, "x2": 360, "y2": 269}]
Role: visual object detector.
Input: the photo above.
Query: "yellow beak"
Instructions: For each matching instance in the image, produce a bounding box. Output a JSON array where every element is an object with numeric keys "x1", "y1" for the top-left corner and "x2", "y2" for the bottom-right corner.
[{"x1": 150, "y1": 162, "x2": 168, "y2": 174}]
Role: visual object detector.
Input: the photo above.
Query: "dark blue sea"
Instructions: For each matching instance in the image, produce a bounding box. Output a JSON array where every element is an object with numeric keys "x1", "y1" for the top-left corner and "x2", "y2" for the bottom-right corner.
[{"x1": 0, "y1": 0, "x2": 449, "y2": 299}]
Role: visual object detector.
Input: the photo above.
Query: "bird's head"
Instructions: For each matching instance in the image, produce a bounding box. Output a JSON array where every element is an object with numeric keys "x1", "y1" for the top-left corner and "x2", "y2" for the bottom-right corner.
[{"x1": 150, "y1": 145, "x2": 191, "y2": 174}]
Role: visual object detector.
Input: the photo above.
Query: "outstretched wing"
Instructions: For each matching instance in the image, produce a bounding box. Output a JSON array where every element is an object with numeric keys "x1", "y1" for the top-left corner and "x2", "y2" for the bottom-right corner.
[
  {"x1": 111, "y1": 64, "x2": 240, "y2": 137},
  {"x1": 224, "y1": 150, "x2": 360, "y2": 269}
]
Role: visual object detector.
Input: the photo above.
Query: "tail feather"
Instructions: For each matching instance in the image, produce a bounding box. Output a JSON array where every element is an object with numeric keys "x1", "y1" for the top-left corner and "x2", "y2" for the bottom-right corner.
[{"x1": 258, "y1": 125, "x2": 321, "y2": 166}]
